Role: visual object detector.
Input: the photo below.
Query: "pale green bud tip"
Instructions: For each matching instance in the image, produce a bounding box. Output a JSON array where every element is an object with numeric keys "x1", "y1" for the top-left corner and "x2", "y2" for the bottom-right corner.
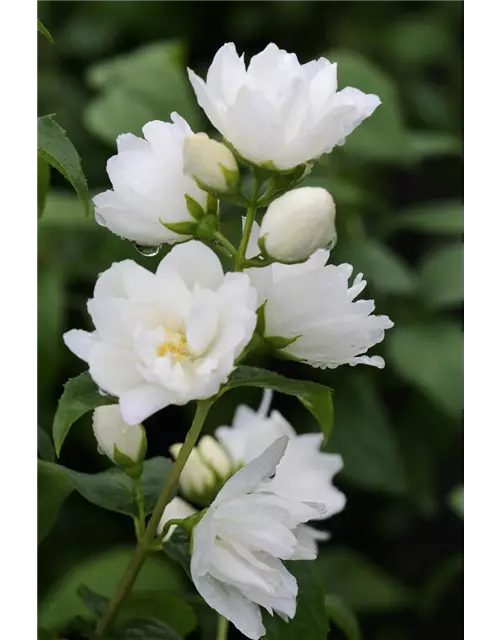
[
  {"x1": 184, "y1": 133, "x2": 239, "y2": 193},
  {"x1": 260, "y1": 186, "x2": 337, "y2": 263},
  {"x1": 92, "y1": 405, "x2": 145, "y2": 464}
]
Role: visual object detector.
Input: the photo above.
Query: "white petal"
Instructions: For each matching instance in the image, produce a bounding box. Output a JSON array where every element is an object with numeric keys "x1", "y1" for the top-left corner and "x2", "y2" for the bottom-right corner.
[
  {"x1": 119, "y1": 384, "x2": 173, "y2": 425},
  {"x1": 158, "y1": 241, "x2": 224, "y2": 291},
  {"x1": 186, "y1": 289, "x2": 219, "y2": 356},
  {"x1": 88, "y1": 342, "x2": 142, "y2": 397},
  {"x1": 63, "y1": 329, "x2": 99, "y2": 363},
  {"x1": 214, "y1": 436, "x2": 289, "y2": 505}
]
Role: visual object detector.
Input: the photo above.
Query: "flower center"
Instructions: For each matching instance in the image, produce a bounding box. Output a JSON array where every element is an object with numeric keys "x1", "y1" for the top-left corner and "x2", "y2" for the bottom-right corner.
[{"x1": 156, "y1": 331, "x2": 189, "y2": 361}]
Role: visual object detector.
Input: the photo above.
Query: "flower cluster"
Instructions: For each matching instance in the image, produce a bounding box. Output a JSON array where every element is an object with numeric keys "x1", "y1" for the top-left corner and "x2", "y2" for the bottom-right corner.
[{"x1": 62, "y1": 42, "x2": 392, "y2": 639}]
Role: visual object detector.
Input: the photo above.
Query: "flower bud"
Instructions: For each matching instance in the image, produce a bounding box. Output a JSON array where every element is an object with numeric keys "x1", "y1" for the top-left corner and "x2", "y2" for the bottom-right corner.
[
  {"x1": 158, "y1": 497, "x2": 197, "y2": 542},
  {"x1": 197, "y1": 435, "x2": 233, "y2": 477},
  {"x1": 184, "y1": 133, "x2": 239, "y2": 193},
  {"x1": 93, "y1": 405, "x2": 146, "y2": 465},
  {"x1": 259, "y1": 187, "x2": 336, "y2": 263},
  {"x1": 170, "y1": 443, "x2": 216, "y2": 499}
]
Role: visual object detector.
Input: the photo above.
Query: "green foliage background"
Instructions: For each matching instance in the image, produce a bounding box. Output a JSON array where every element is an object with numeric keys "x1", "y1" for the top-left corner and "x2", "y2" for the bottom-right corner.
[{"x1": 38, "y1": 2, "x2": 463, "y2": 639}]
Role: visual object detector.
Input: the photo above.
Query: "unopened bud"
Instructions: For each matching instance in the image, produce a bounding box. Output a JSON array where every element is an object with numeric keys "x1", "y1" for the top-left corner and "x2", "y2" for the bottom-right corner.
[
  {"x1": 260, "y1": 187, "x2": 336, "y2": 263},
  {"x1": 93, "y1": 405, "x2": 146, "y2": 465},
  {"x1": 158, "y1": 497, "x2": 197, "y2": 541},
  {"x1": 184, "y1": 133, "x2": 239, "y2": 193},
  {"x1": 198, "y1": 435, "x2": 233, "y2": 477}
]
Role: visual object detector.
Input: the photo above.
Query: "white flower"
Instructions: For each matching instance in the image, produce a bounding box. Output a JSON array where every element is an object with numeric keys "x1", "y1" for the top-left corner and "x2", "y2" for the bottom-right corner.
[
  {"x1": 92, "y1": 405, "x2": 145, "y2": 463},
  {"x1": 64, "y1": 241, "x2": 258, "y2": 425},
  {"x1": 198, "y1": 435, "x2": 234, "y2": 477},
  {"x1": 245, "y1": 222, "x2": 393, "y2": 369},
  {"x1": 216, "y1": 390, "x2": 345, "y2": 523},
  {"x1": 93, "y1": 113, "x2": 207, "y2": 247},
  {"x1": 260, "y1": 187, "x2": 336, "y2": 263},
  {"x1": 188, "y1": 43, "x2": 380, "y2": 170},
  {"x1": 191, "y1": 436, "x2": 325, "y2": 640},
  {"x1": 158, "y1": 497, "x2": 197, "y2": 542},
  {"x1": 184, "y1": 133, "x2": 239, "y2": 193}
]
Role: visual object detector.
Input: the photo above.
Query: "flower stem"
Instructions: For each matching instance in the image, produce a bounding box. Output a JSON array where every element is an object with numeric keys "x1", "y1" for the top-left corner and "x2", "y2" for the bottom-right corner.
[
  {"x1": 213, "y1": 231, "x2": 238, "y2": 257},
  {"x1": 133, "y1": 478, "x2": 146, "y2": 538},
  {"x1": 95, "y1": 399, "x2": 213, "y2": 637},
  {"x1": 235, "y1": 175, "x2": 261, "y2": 271},
  {"x1": 216, "y1": 614, "x2": 229, "y2": 640}
]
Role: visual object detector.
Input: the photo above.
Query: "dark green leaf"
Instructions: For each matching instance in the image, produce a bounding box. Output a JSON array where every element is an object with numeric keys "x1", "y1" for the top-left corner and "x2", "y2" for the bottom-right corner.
[
  {"x1": 223, "y1": 366, "x2": 334, "y2": 443},
  {"x1": 335, "y1": 239, "x2": 415, "y2": 295},
  {"x1": 140, "y1": 457, "x2": 174, "y2": 514},
  {"x1": 38, "y1": 268, "x2": 64, "y2": 401},
  {"x1": 38, "y1": 628, "x2": 57, "y2": 640},
  {"x1": 327, "y1": 374, "x2": 407, "y2": 495},
  {"x1": 319, "y1": 548, "x2": 413, "y2": 613},
  {"x1": 37, "y1": 19, "x2": 54, "y2": 44},
  {"x1": 38, "y1": 548, "x2": 188, "y2": 633},
  {"x1": 77, "y1": 584, "x2": 196, "y2": 637},
  {"x1": 325, "y1": 595, "x2": 362, "y2": 640},
  {"x1": 264, "y1": 561, "x2": 329, "y2": 640},
  {"x1": 387, "y1": 324, "x2": 463, "y2": 418},
  {"x1": 419, "y1": 243, "x2": 464, "y2": 308},
  {"x1": 419, "y1": 555, "x2": 463, "y2": 616},
  {"x1": 37, "y1": 156, "x2": 50, "y2": 217},
  {"x1": 78, "y1": 584, "x2": 109, "y2": 616},
  {"x1": 84, "y1": 42, "x2": 201, "y2": 146},
  {"x1": 111, "y1": 618, "x2": 182, "y2": 640},
  {"x1": 37, "y1": 115, "x2": 91, "y2": 216},
  {"x1": 52, "y1": 372, "x2": 115, "y2": 456},
  {"x1": 394, "y1": 201, "x2": 463, "y2": 235},
  {"x1": 38, "y1": 426, "x2": 55, "y2": 462},
  {"x1": 38, "y1": 457, "x2": 171, "y2": 517},
  {"x1": 163, "y1": 526, "x2": 192, "y2": 577},
  {"x1": 38, "y1": 460, "x2": 73, "y2": 544}
]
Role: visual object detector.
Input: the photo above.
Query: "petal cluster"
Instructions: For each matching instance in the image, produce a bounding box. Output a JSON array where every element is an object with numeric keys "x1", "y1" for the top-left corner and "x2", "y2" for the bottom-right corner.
[
  {"x1": 64, "y1": 242, "x2": 257, "y2": 424},
  {"x1": 245, "y1": 222, "x2": 393, "y2": 369},
  {"x1": 191, "y1": 437, "x2": 324, "y2": 639},
  {"x1": 188, "y1": 43, "x2": 380, "y2": 170},
  {"x1": 93, "y1": 114, "x2": 207, "y2": 247}
]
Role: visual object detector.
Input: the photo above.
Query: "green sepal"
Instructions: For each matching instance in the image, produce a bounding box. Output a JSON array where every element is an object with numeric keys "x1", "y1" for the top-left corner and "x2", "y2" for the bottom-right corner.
[
  {"x1": 184, "y1": 194, "x2": 205, "y2": 221},
  {"x1": 219, "y1": 162, "x2": 240, "y2": 191},
  {"x1": 206, "y1": 193, "x2": 219, "y2": 216},
  {"x1": 196, "y1": 214, "x2": 219, "y2": 241},
  {"x1": 265, "y1": 334, "x2": 301, "y2": 350},
  {"x1": 160, "y1": 219, "x2": 198, "y2": 236},
  {"x1": 256, "y1": 301, "x2": 267, "y2": 335}
]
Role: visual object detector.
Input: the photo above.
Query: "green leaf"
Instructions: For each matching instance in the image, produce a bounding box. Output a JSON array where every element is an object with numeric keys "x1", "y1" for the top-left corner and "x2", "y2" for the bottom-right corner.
[
  {"x1": 111, "y1": 618, "x2": 182, "y2": 640},
  {"x1": 387, "y1": 323, "x2": 463, "y2": 418},
  {"x1": 38, "y1": 426, "x2": 55, "y2": 462},
  {"x1": 37, "y1": 115, "x2": 91, "y2": 216},
  {"x1": 393, "y1": 201, "x2": 463, "y2": 235},
  {"x1": 52, "y1": 372, "x2": 116, "y2": 456},
  {"x1": 325, "y1": 595, "x2": 362, "y2": 640},
  {"x1": 38, "y1": 548, "x2": 188, "y2": 633},
  {"x1": 419, "y1": 555, "x2": 463, "y2": 616},
  {"x1": 38, "y1": 457, "x2": 172, "y2": 517},
  {"x1": 38, "y1": 268, "x2": 64, "y2": 402},
  {"x1": 84, "y1": 42, "x2": 201, "y2": 146},
  {"x1": 38, "y1": 191, "x2": 97, "y2": 229},
  {"x1": 78, "y1": 584, "x2": 108, "y2": 616},
  {"x1": 419, "y1": 243, "x2": 464, "y2": 308},
  {"x1": 38, "y1": 460, "x2": 73, "y2": 544},
  {"x1": 327, "y1": 374, "x2": 407, "y2": 495},
  {"x1": 37, "y1": 156, "x2": 50, "y2": 217},
  {"x1": 319, "y1": 548, "x2": 413, "y2": 613},
  {"x1": 222, "y1": 366, "x2": 334, "y2": 443},
  {"x1": 448, "y1": 485, "x2": 464, "y2": 519},
  {"x1": 162, "y1": 526, "x2": 192, "y2": 577},
  {"x1": 326, "y1": 51, "x2": 407, "y2": 161},
  {"x1": 264, "y1": 561, "x2": 329, "y2": 640},
  {"x1": 335, "y1": 239, "x2": 415, "y2": 295},
  {"x1": 37, "y1": 19, "x2": 54, "y2": 44},
  {"x1": 78, "y1": 585, "x2": 197, "y2": 637}
]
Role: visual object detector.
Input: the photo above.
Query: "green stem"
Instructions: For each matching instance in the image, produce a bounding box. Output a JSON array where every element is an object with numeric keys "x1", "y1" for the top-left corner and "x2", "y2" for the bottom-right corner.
[
  {"x1": 134, "y1": 479, "x2": 146, "y2": 538},
  {"x1": 216, "y1": 614, "x2": 229, "y2": 640},
  {"x1": 235, "y1": 176, "x2": 261, "y2": 271},
  {"x1": 95, "y1": 399, "x2": 213, "y2": 637}
]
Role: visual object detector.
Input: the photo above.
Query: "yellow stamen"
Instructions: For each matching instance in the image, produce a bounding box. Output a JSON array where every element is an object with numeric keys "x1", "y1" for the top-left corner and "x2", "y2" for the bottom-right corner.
[{"x1": 156, "y1": 333, "x2": 189, "y2": 361}]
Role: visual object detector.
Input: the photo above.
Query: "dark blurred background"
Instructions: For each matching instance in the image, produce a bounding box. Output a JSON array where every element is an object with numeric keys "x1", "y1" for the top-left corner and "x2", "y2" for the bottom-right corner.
[{"x1": 38, "y1": 2, "x2": 463, "y2": 639}]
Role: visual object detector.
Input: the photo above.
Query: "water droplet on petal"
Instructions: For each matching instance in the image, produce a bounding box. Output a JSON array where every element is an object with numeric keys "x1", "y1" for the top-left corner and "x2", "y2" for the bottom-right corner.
[{"x1": 132, "y1": 242, "x2": 161, "y2": 257}]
